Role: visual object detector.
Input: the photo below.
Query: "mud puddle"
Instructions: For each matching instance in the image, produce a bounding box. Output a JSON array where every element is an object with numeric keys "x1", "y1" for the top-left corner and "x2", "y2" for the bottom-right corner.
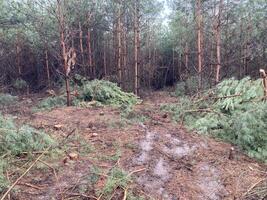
[{"x1": 131, "y1": 123, "x2": 227, "y2": 200}]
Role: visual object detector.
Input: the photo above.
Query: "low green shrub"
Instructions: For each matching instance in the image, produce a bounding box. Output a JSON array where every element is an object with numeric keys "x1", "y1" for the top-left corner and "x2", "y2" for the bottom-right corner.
[
  {"x1": 102, "y1": 168, "x2": 131, "y2": 196},
  {"x1": 0, "y1": 93, "x2": 17, "y2": 106},
  {"x1": 34, "y1": 96, "x2": 66, "y2": 111},
  {"x1": 12, "y1": 78, "x2": 28, "y2": 90},
  {"x1": 173, "y1": 82, "x2": 186, "y2": 96},
  {"x1": 173, "y1": 76, "x2": 210, "y2": 97}
]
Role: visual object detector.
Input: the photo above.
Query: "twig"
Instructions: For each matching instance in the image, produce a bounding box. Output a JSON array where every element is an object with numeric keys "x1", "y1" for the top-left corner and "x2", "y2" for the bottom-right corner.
[
  {"x1": 63, "y1": 192, "x2": 98, "y2": 199},
  {"x1": 97, "y1": 193, "x2": 103, "y2": 200},
  {"x1": 242, "y1": 178, "x2": 266, "y2": 198},
  {"x1": 38, "y1": 159, "x2": 64, "y2": 200},
  {"x1": 122, "y1": 187, "x2": 128, "y2": 200},
  {"x1": 18, "y1": 182, "x2": 43, "y2": 190},
  {"x1": 194, "y1": 93, "x2": 241, "y2": 104},
  {"x1": 126, "y1": 168, "x2": 146, "y2": 178},
  {"x1": 0, "y1": 147, "x2": 50, "y2": 200}
]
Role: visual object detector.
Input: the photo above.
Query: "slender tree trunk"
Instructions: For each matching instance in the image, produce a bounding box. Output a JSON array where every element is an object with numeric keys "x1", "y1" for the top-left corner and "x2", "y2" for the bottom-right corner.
[
  {"x1": 215, "y1": 0, "x2": 223, "y2": 84},
  {"x1": 45, "y1": 49, "x2": 51, "y2": 88},
  {"x1": 16, "y1": 34, "x2": 21, "y2": 76},
  {"x1": 239, "y1": 22, "x2": 243, "y2": 78},
  {"x1": 112, "y1": 20, "x2": 117, "y2": 76},
  {"x1": 123, "y1": 24, "x2": 127, "y2": 87},
  {"x1": 134, "y1": 0, "x2": 140, "y2": 95},
  {"x1": 172, "y1": 48, "x2": 175, "y2": 82},
  {"x1": 185, "y1": 42, "x2": 189, "y2": 73},
  {"x1": 148, "y1": 29, "x2": 152, "y2": 88},
  {"x1": 103, "y1": 37, "x2": 107, "y2": 77},
  {"x1": 244, "y1": 18, "x2": 252, "y2": 76},
  {"x1": 117, "y1": 2, "x2": 122, "y2": 87},
  {"x1": 93, "y1": 34, "x2": 96, "y2": 77},
  {"x1": 225, "y1": 0, "x2": 230, "y2": 68},
  {"x1": 87, "y1": 29, "x2": 93, "y2": 77},
  {"x1": 196, "y1": 0, "x2": 203, "y2": 88},
  {"x1": 57, "y1": 0, "x2": 71, "y2": 106},
  {"x1": 79, "y1": 22, "x2": 85, "y2": 73}
]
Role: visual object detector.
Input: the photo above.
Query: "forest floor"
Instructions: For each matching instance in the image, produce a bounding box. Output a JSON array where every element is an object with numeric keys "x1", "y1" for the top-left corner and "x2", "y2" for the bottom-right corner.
[{"x1": 1, "y1": 91, "x2": 267, "y2": 200}]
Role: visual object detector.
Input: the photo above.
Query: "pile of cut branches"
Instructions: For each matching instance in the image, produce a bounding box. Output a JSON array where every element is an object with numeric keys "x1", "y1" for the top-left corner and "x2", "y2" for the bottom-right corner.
[
  {"x1": 162, "y1": 77, "x2": 267, "y2": 162},
  {"x1": 35, "y1": 78, "x2": 141, "y2": 111},
  {"x1": 0, "y1": 113, "x2": 54, "y2": 193}
]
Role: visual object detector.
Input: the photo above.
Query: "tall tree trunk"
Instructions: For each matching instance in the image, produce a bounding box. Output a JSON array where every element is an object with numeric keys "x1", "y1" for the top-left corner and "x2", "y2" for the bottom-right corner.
[
  {"x1": 185, "y1": 42, "x2": 189, "y2": 73},
  {"x1": 196, "y1": 0, "x2": 203, "y2": 88},
  {"x1": 103, "y1": 37, "x2": 107, "y2": 77},
  {"x1": 16, "y1": 33, "x2": 21, "y2": 76},
  {"x1": 123, "y1": 24, "x2": 127, "y2": 88},
  {"x1": 239, "y1": 22, "x2": 243, "y2": 78},
  {"x1": 134, "y1": 0, "x2": 140, "y2": 95},
  {"x1": 215, "y1": 0, "x2": 223, "y2": 84},
  {"x1": 45, "y1": 49, "x2": 51, "y2": 88},
  {"x1": 117, "y1": 2, "x2": 122, "y2": 87},
  {"x1": 172, "y1": 48, "x2": 175, "y2": 83},
  {"x1": 87, "y1": 29, "x2": 93, "y2": 77},
  {"x1": 148, "y1": 28, "x2": 152, "y2": 88},
  {"x1": 79, "y1": 22, "x2": 85, "y2": 73},
  {"x1": 57, "y1": 0, "x2": 71, "y2": 106}
]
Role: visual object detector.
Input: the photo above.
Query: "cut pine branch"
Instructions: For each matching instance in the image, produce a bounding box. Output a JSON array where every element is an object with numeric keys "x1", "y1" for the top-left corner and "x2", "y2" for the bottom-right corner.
[{"x1": 0, "y1": 147, "x2": 50, "y2": 200}]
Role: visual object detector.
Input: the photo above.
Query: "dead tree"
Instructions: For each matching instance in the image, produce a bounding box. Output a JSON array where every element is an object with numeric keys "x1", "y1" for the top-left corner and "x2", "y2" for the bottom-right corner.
[{"x1": 57, "y1": 0, "x2": 76, "y2": 106}]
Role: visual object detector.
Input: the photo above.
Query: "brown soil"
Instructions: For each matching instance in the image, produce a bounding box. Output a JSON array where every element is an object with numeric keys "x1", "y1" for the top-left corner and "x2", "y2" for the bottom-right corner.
[{"x1": 1, "y1": 91, "x2": 266, "y2": 200}]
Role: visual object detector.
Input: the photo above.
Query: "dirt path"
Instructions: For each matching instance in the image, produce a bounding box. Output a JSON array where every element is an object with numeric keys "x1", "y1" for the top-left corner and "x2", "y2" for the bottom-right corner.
[{"x1": 2, "y1": 91, "x2": 266, "y2": 200}]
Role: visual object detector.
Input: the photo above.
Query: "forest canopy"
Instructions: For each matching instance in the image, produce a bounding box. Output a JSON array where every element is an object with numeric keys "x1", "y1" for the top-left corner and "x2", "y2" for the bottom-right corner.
[{"x1": 0, "y1": 0, "x2": 265, "y2": 95}]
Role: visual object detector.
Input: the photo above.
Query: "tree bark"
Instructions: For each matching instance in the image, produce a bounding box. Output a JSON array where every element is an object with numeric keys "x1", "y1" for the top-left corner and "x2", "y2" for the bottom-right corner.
[
  {"x1": 148, "y1": 28, "x2": 152, "y2": 88},
  {"x1": 87, "y1": 29, "x2": 93, "y2": 77},
  {"x1": 57, "y1": 0, "x2": 71, "y2": 106},
  {"x1": 185, "y1": 42, "x2": 189, "y2": 74},
  {"x1": 134, "y1": 0, "x2": 140, "y2": 95},
  {"x1": 117, "y1": 2, "x2": 122, "y2": 87},
  {"x1": 215, "y1": 0, "x2": 223, "y2": 84},
  {"x1": 45, "y1": 49, "x2": 51, "y2": 88},
  {"x1": 79, "y1": 22, "x2": 85, "y2": 73},
  {"x1": 103, "y1": 37, "x2": 107, "y2": 77},
  {"x1": 196, "y1": 0, "x2": 203, "y2": 88},
  {"x1": 16, "y1": 33, "x2": 21, "y2": 76}
]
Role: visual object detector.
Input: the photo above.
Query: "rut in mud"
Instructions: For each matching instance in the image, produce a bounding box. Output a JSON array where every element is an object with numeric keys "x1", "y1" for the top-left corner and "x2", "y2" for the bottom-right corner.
[{"x1": 127, "y1": 123, "x2": 226, "y2": 200}]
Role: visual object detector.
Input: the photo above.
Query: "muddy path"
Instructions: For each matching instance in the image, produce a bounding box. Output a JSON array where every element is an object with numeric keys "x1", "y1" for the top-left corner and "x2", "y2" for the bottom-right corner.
[{"x1": 1, "y1": 91, "x2": 267, "y2": 200}]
